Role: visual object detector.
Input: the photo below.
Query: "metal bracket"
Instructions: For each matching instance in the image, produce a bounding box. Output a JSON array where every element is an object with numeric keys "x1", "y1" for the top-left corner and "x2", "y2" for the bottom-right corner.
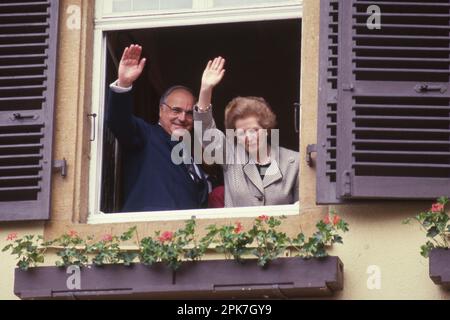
[
  {"x1": 342, "y1": 170, "x2": 352, "y2": 197},
  {"x1": 342, "y1": 83, "x2": 354, "y2": 91},
  {"x1": 53, "y1": 159, "x2": 67, "y2": 178},
  {"x1": 306, "y1": 144, "x2": 317, "y2": 167}
]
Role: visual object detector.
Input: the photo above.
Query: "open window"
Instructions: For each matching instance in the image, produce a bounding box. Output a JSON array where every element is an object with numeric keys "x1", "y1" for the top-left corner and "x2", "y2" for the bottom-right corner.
[{"x1": 89, "y1": 0, "x2": 302, "y2": 223}]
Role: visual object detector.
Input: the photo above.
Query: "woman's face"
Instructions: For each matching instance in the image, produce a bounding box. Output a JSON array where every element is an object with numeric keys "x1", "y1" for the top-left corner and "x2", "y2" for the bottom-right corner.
[{"x1": 234, "y1": 116, "x2": 268, "y2": 154}]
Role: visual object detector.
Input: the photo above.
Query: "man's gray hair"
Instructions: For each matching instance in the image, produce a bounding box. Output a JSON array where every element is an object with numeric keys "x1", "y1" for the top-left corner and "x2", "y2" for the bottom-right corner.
[{"x1": 159, "y1": 85, "x2": 196, "y2": 106}]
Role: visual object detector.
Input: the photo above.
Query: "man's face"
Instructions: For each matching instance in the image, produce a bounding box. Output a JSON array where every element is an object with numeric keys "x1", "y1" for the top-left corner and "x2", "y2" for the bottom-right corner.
[{"x1": 159, "y1": 89, "x2": 194, "y2": 137}]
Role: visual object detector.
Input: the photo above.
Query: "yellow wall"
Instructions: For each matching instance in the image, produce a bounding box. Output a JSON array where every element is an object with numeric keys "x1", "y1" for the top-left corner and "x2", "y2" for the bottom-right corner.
[{"x1": 1, "y1": 0, "x2": 449, "y2": 300}]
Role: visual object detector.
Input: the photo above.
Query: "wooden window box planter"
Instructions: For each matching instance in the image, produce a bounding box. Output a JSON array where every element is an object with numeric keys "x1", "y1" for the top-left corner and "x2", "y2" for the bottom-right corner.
[
  {"x1": 14, "y1": 256, "x2": 344, "y2": 299},
  {"x1": 429, "y1": 249, "x2": 450, "y2": 289}
]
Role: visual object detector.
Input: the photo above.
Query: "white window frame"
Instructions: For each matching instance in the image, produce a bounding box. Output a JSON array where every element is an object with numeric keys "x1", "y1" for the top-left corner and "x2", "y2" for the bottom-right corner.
[{"x1": 88, "y1": 0, "x2": 303, "y2": 225}]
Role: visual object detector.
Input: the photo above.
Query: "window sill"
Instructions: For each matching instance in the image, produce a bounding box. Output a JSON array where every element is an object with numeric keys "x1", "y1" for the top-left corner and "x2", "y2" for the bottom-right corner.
[
  {"x1": 429, "y1": 248, "x2": 450, "y2": 290},
  {"x1": 14, "y1": 256, "x2": 343, "y2": 300},
  {"x1": 88, "y1": 204, "x2": 300, "y2": 224}
]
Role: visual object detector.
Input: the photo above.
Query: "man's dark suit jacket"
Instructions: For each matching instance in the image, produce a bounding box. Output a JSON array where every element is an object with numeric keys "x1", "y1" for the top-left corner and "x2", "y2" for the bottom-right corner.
[{"x1": 106, "y1": 89, "x2": 207, "y2": 212}]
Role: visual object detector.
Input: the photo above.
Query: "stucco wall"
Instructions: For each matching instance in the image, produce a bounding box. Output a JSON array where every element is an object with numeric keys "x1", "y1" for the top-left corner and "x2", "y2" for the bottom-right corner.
[{"x1": 0, "y1": 0, "x2": 449, "y2": 300}]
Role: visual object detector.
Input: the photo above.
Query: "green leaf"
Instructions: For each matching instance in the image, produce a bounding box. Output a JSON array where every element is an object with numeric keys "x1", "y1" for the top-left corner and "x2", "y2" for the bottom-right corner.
[
  {"x1": 2, "y1": 244, "x2": 12, "y2": 252},
  {"x1": 426, "y1": 226, "x2": 439, "y2": 238},
  {"x1": 402, "y1": 218, "x2": 412, "y2": 225}
]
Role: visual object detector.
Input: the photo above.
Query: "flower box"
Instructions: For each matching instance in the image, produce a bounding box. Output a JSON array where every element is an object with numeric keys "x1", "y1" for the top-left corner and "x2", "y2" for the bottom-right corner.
[
  {"x1": 429, "y1": 248, "x2": 450, "y2": 289},
  {"x1": 14, "y1": 256, "x2": 344, "y2": 299}
]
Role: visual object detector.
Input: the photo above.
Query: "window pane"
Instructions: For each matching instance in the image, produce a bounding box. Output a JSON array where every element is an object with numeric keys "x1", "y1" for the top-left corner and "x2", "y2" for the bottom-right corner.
[
  {"x1": 109, "y1": 0, "x2": 193, "y2": 13},
  {"x1": 213, "y1": 0, "x2": 299, "y2": 8},
  {"x1": 161, "y1": 0, "x2": 192, "y2": 10},
  {"x1": 133, "y1": 0, "x2": 159, "y2": 10},
  {"x1": 112, "y1": 0, "x2": 132, "y2": 12}
]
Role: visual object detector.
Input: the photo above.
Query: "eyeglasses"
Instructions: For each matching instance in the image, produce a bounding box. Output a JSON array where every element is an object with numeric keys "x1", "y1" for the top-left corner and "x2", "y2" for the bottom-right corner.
[{"x1": 162, "y1": 103, "x2": 193, "y2": 118}]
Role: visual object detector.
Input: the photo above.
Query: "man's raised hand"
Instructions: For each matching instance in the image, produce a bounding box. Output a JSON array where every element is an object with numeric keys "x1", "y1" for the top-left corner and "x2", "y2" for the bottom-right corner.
[{"x1": 118, "y1": 44, "x2": 147, "y2": 88}]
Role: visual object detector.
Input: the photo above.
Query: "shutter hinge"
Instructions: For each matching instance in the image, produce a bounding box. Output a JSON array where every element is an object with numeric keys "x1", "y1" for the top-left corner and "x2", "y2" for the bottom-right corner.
[
  {"x1": 342, "y1": 170, "x2": 352, "y2": 197},
  {"x1": 306, "y1": 144, "x2": 317, "y2": 167},
  {"x1": 53, "y1": 159, "x2": 67, "y2": 178}
]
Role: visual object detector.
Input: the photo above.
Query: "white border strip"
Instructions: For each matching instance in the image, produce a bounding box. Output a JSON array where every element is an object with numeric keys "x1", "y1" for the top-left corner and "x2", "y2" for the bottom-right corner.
[{"x1": 88, "y1": 204, "x2": 299, "y2": 224}]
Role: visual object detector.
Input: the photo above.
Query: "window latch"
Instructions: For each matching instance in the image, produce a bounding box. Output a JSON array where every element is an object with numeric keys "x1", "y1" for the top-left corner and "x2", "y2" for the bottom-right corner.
[
  {"x1": 414, "y1": 84, "x2": 447, "y2": 94},
  {"x1": 53, "y1": 159, "x2": 67, "y2": 178},
  {"x1": 294, "y1": 103, "x2": 300, "y2": 133},
  {"x1": 306, "y1": 144, "x2": 317, "y2": 167},
  {"x1": 11, "y1": 113, "x2": 38, "y2": 121},
  {"x1": 87, "y1": 113, "x2": 97, "y2": 142}
]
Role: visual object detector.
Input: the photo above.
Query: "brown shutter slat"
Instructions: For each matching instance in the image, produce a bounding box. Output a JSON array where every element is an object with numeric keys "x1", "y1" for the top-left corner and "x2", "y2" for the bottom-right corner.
[
  {"x1": 0, "y1": 175, "x2": 42, "y2": 190},
  {"x1": 336, "y1": 0, "x2": 450, "y2": 200},
  {"x1": 0, "y1": 0, "x2": 58, "y2": 221}
]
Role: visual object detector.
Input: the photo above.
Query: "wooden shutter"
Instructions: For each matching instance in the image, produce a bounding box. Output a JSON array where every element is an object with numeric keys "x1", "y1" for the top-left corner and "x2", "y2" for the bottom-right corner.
[
  {"x1": 0, "y1": 1, "x2": 59, "y2": 221},
  {"x1": 317, "y1": 0, "x2": 347, "y2": 204},
  {"x1": 336, "y1": 0, "x2": 450, "y2": 199}
]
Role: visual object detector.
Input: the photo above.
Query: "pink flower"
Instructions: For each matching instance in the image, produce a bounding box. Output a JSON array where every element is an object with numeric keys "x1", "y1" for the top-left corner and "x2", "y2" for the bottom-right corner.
[
  {"x1": 234, "y1": 222, "x2": 243, "y2": 234},
  {"x1": 431, "y1": 203, "x2": 444, "y2": 213},
  {"x1": 102, "y1": 234, "x2": 113, "y2": 242},
  {"x1": 158, "y1": 231, "x2": 174, "y2": 243},
  {"x1": 6, "y1": 233, "x2": 17, "y2": 241},
  {"x1": 257, "y1": 215, "x2": 269, "y2": 222},
  {"x1": 323, "y1": 215, "x2": 331, "y2": 225},
  {"x1": 333, "y1": 215, "x2": 341, "y2": 225},
  {"x1": 68, "y1": 230, "x2": 78, "y2": 238}
]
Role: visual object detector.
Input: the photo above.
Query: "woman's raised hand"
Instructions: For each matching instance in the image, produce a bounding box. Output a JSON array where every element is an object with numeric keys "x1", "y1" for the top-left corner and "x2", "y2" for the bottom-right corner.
[
  {"x1": 201, "y1": 57, "x2": 226, "y2": 90},
  {"x1": 118, "y1": 44, "x2": 147, "y2": 88}
]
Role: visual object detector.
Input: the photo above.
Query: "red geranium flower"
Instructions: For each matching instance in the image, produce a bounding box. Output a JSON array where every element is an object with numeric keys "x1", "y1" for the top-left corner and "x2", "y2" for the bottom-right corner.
[
  {"x1": 158, "y1": 231, "x2": 174, "y2": 243},
  {"x1": 6, "y1": 233, "x2": 17, "y2": 241},
  {"x1": 68, "y1": 230, "x2": 78, "y2": 238},
  {"x1": 257, "y1": 215, "x2": 269, "y2": 222},
  {"x1": 431, "y1": 203, "x2": 444, "y2": 213},
  {"x1": 234, "y1": 222, "x2": 243, "y2": 234},
  {"x1": 102, "y1": 234, "x2": 113, "y2": 242},
  {"x1": 333, "y1": 215, "x2": 341, "y2": 225}
]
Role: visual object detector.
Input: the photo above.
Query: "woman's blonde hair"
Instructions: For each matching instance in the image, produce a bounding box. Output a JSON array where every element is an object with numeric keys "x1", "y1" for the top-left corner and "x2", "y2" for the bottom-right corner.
[{"x1": 224, "y1": 96, "x2": 277, "y2": 130}]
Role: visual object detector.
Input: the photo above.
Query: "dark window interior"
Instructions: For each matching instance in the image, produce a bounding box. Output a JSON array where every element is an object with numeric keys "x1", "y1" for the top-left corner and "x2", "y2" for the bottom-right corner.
[{"x1": 101, "y1": 19, "x2": 302, "y2": 213}]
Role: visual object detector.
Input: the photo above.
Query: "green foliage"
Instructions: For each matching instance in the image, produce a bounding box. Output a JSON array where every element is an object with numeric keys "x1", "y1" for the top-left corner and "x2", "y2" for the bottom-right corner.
[
  {"x1": 2, "y1": 235, "x2": 48, "y2": 271},
  {"x1": 139, "y1": 219, "x2": 207, "y2": 270},
  {"x1": 290, "y1": 212, "x2": 349, "y2": 259},
  {"x1": 88, "y1": 227, "x2": 138, "y2": 266},
  {"x1": 205, "y1": 222, "x2": 253, "y2": 263},
  {"x1": 248, "y1": 215, "x2": 289, "y2": 267},
  {"x1": 404, "y1": 197, "x2": 450, "y2": 258},
  {"x1": 3, "y1": 214, "x2": 350, "y2": 271},
  {"x1": 52, "y1": 232, "x2": 89, "y2": 267}
]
